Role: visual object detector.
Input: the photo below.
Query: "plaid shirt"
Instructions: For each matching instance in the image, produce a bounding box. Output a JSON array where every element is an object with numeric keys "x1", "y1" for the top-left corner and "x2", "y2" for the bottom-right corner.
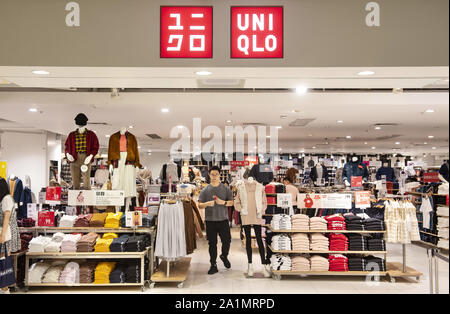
[{"x1": 75, "y1": 130, "x2": 87, "y2": 153}]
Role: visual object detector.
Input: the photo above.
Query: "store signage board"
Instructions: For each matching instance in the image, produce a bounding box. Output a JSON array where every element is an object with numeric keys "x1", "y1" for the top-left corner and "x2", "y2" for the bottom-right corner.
[
  {"x1": 45, "y1": 187, "x2": 62, "y2": 205},
  {"x1": 355, "y1": 191, "x2": 371, "y2": 209},
  {"x1": 351, "y1": 176, "x2": 363, "y2": 188},
  {"x1": 38, "y1": 211, "x2": 55, "y2": 227},
  {"x1": 126, "y1": 211, "x2": 143, "y2": 227},
  {"x1": 1, "y1": 0, "x2": 446, "y2": 67},
  {"x1": 161, "y1": 6, "x2": 213, "y2": 58},
  {"x1": 423, "y1": 172, "x2": 440, "y2": 183},
  {"x1": 231, "y1": 6, "x2": 283, "y2": 58},
  {"x1": 230, "y1": 160, "x2": 250, "y2": 171},
  {"x1": 135, "y1": 207, "x2": 149, "y2": 215},
  {"x1": 298, "y1": 193, "x2": 352, "y2": 209},
  {"x1": 68, "y1": 190, "x2": 125, "y2": 206},
  {"x1": 277, "y1": 193, "x2": 292, "y2": 209}
]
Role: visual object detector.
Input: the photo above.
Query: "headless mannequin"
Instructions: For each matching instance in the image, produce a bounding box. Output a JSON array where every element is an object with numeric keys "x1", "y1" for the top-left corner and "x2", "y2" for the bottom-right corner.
[
  {"x1": 110, "y1": 127, "x2": 139, "y2": 212},
  {"x1": 344, "y1": 157, "x2": 359, "y2": 187}
]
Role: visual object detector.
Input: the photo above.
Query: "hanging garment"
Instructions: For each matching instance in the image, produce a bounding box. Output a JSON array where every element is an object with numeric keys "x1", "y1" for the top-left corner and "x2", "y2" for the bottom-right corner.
[
  {"x1": 160, "y1": 163, "x2": 182, "y2": 184},
  {"x1": 234, "y1": 180, "x2": 267, "y2": 226},
  {"x1": 112, "y1": 152, "x2": 137, "y2": 198},
  {"x1": 155, "y1": 202, "x2": 187, "y2": 260},
  {"x1": 8, "y1": 178, "x2": 23, "y2": 207},
  {"x1": 249, "y1": 163, "x2": 274, "y2": 184},
  {"x1": 183, "y1": 201, "x2": 197, "y2": 255},
  {"x1": 376, "y1": 167, "x2": 396, "y2": 182},
  {"x1": 420, "y1": 197, "x2": 434, "y2": 230},
  {"x1": 18, "y1": 186, "x2": 32, "y2": 219},
  {"x1": 334, "y1": 168, "x2": 345, "y2": 186},
  {"x1": 310, "y1": 165, "x2": 329, "y2": 184}
]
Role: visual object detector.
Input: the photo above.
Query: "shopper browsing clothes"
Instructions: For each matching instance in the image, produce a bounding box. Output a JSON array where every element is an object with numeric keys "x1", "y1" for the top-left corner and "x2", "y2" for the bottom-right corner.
[
  {"x1": 198, "y1": 166, "x2": 234, "y2": 275},
  {"x1": 0, "y1": 178, "x2": 21, "y2": 294}
]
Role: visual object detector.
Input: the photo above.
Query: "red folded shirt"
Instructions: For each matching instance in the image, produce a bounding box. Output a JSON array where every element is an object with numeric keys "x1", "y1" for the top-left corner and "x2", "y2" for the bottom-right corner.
[{"x1": 325, "y1": 215, "x2": 345, "y2": 222}]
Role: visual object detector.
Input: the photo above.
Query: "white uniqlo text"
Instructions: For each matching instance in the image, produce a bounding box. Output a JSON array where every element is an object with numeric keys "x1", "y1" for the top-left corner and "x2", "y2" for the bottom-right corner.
[{"x1": 167, "y1": 13, "x2": 206, "y2": 52}]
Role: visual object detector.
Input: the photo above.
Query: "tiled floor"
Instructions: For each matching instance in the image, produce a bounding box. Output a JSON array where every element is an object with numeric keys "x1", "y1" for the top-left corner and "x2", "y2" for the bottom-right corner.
[{"x1": 18, "y1": 229, "x2": 449, "y2": 294}]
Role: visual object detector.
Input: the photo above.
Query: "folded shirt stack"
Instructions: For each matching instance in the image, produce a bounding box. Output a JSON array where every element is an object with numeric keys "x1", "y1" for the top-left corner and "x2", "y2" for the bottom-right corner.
[
  {"x1": 44, "y1": 233, "x2": 65, "y2": 253},
  {"x1": 437, "y1": 206, "x2": 449, "y2": 217},
  {"x1": 290, "y1": 233, "x2": 310, "y2": 251},
  {"x1": 310, "y1": 255, "x2": 329, "y2": 271},
  {"x1": 89, "y1": 213, "x2": 108, "y2": 227},
  {"x1": 59, "y1": 262, "x2": 80, "y2": 285},
  {"x1": 364, "y1": 256, "x2": 386, "y2": 272},
  {"x1": 271, "y1": 235, "x2": 292, "y2": 251},
  {"x1": 104, "y1": 213, "x2": 123, "y2": 229},
  {"x1": 270, "y1": 254, "x2": 292, "y2": 271},
  {"x1": 125, "y1": 262, "x2": 141, "y2": 283},
  {"x1": 344, "y1": 215, "x2": 365, "y2": 231},
  {"x1": 310, "y1": 233, "x2": 329, "y2": 251},
  {"x1": 363, "y1": 218, "x2": 385, "y2": 231},
  {"x1": 270, "y1": 214, "x2": 292, "y2": 230},
  {"x1": 28, "y1": 261, "x2": 52, "y2": 284},
  {"x1": 59, "y1": 215, "x2": 78, "y2": 228},
  {"x1": 42, "y1": 262, "x2": 67, "y2": 283},
  {"x1": 142, "y1": 214, "x2": 157, "y2": 227},
  {"x1": 61, "y1": 234, "x2": 82, "y2": 252},
  {"x1": 74, "y1": 214, "x2": 93, "y2": 227},
  {"x1": 348, "y1": 256, "x2": 366, "y2": 271},
  {"x1": 291, "y1": 214, "x2": 310, "y2": 230},
  {"x1": 367, "y1": 238, "x2": 386, "y2": 251},
  {"x1": 76, "y1": 233, "x2": 99, "y2": 252},
  {"x1": 328, "y1": 254, "x2": 349, "y2": 272},
  {"x1": 438, "y1": 239, "x2": 449, "y2": 250},
  {"x1": 309, "y1": 217, "x2": 328, "y2": 230},
  {"x1": 126, "y1": 235, "x2": 147, "y2": 252},
  {"x1": 325, "y1": 215, "x2": 346, "y2": 231},
  {"x1": 103, "y1": 233, "x2": 119, "y2": 240},
  {"x1": 94, "y1": 262, "x2": 116, "y2": 284},
  {"x1": 328, "y1": 233, "x2": 349, "y2": 251},
  {"x1": 94, "y1": 237, "x2": 114, "y2": 252},
  {"x1": 110, "y1": 235, "x2": 130, "y2": 252},
  {"x1": 110, "y1": 263, "x2": 127, "y2": 284},
  {"x1": 79, "y1": 261, "x2": 98, "y2": 284},
  {"x1": 291, "y1": 256, "x2": 310, "y2": 271},
  {"x1": 347, "y1": 234, "x2": 368, "y2": 251},
  {"x1": 29, "y1": 236, "x2": 52, "y2": 253}
]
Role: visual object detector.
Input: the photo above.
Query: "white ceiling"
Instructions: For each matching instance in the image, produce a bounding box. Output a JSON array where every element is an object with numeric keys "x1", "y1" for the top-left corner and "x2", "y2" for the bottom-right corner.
[{"x1": 0, "y1": 66, "x2": 448, "y2": 156}]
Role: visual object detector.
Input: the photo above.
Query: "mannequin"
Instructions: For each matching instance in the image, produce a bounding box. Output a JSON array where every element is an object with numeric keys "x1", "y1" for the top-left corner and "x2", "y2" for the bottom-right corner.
[
  {"x1": 7, "y1": 174, "x2": 23, "y2": 210},
  {"x1": 65, "y1": 113, "x2": 99, "y2": 190},
  {"x1": 376, "y1": 161, "x2": 396, "y2": 182},
  {"x1": 249, "y1": 157, "x2": 274, "y2": 185},
  {"x1": 234, "y1": 178, "x2": 270, "y2": 278},
  {"x1": 343, "y1": 156, "x2": 369, "y2": 187},
  {"x1": 438, "y1": 160, "x2": 449, "y2": 183},
  {"x1": 108, "y1": 127, "x2": 142, "y2": 212},
  {"x1": 310, "y1": 162, "x2": 328, "y2": 186}
]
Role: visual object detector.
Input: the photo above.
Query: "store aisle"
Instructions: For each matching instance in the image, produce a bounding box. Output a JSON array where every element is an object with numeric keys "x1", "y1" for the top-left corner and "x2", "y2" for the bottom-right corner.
[{"x1": 19, "y1": 229, "x2": 448, "y2": 294}]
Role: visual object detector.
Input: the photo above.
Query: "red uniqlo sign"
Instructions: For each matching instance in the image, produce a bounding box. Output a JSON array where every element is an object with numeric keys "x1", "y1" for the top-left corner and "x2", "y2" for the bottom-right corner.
[
  {"x1": 423, "y1": 172, "x2": 440, "y2": 183},
  {"x1": 161, "y1": 7, "x2": 213, "y2": 58},
  {"x1": 231, "y1": 7, "x2": 283, "y2": 58}
]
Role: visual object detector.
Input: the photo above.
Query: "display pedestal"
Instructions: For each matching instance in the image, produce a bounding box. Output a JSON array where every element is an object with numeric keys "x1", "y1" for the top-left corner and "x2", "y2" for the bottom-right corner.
[
  {"x1": 150, "y1": 257, "x2": 191, "y2": 289},
  {"x1": 386, "y1": 262, "x2": 423, "y2": 283}
]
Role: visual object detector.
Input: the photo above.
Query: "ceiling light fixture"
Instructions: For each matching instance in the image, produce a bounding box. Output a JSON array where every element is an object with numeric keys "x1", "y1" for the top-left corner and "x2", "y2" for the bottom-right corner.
[
  {"x1": 32, "y1": 70, "x2": 50, "y2": 75},
  {"x1": 295, "y1": 86, "x2": 308, "y2": 94},
  {"x1": 372, "y1": 147, "x2": 376, "y2": 149},
  {"x1": 428, "y1": 135, "x2": 434, "y2": 138},
  {"x1": 395, "y1": 142, "x2": 401, "y2": 145},
  {"x1": 364, "y1": 142, "x2": 368, "y2": 145},
  {"x1": 346, "y1": 136, "x2": 352, "y2": 139},
  {"x1": 195, "y1": 71, "x2": 212, "y2": 76},
  {"x1": 424, "y1": 142, "x2": 428, "y2": 145},
  {"x1": 161, "y1": 108, "x2": 169, "y2": 113},
  {"x1": 432, "y1": 147, "x2": 437, "y2": 150},
  {"x1": 425, "y1": 109, "x2": 435, "y2": 113},
  {"x1": 226, "y1": 120, "x2": 232, "y2": 123},
  {"x1": 29, "y1": 108, "x2": 38, "y2": 113},
  {"x1": 358, "y1": 71, "x2": 375, "y2": 76},
  {"x1": 337, "y1": 120, "x2": 344, "y2": 123},
  {"x1": 177, "y1": 125, "x2": 184, "y2": 129},
  {"x1": 276, "y1": 126, "x2": 282, "y2": 129},
  {"x1": 374, "y1": 126, "x2": 381, "y2": 130}
]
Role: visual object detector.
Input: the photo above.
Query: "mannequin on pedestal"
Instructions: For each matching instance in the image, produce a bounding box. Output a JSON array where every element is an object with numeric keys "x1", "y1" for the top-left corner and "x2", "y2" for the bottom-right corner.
[
  {"x1": 65, "y1": 113, "x2": 99, "y2": 190},
  {"x1": 343, "y1": 156, "x2": 369, "y2": 187}
]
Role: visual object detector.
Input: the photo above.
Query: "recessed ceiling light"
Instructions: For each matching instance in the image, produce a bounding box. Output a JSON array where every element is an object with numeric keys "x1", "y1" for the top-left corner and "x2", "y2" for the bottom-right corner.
[
  {"x1": 346, "y1": 136, "x2": 352, "y2": 139},
  {"x1": 29, "y1": 108, "x2": 38, "y2": 113},
  {"x1": 226, "y1": 120, "x2": 232, "y2": 123},
  {"x1": 425, "y1": 109, "x2": 435, "y2": 113},
  {"x1": 177, "y1": 125, "x2": 184, "y2": 129},
  {"x1": 148, "y1": 150, "x2": 152, "y2": 153},
  {"x1": 161, "y1": 108, "x2": 169, "y2": 113},
  {"x1": 195, "y1": 71, "x2": 212, "y2": 76},
  {"x1": 358, "y1": 71, "x2": 375, "y2": 76},
  {"x1": 148, "y1": 152, "x2": 152, "y2": 156},
  {"x1": 32, "y1": 70, "x2": 50, "y2": 75},
  {"x1": 295, "y1": 86, "x2": 308, "y2": 94},
  {"x1": 428, "y1": 135, "x2": 434, "y2": 138},
  {"x1": 374, "y1": 126, "x2": 381, "y2": 130},
  {"x1": 276, "y1": 126, "x2": 282, "y2": 129},
  {"x1": 395, "y1": 142, "x2": 401, "y2": 145},
  {"x1": 312, "y1": 146, "x2": 317, "y2": 149},
  {"x1": 372, "y1": 147, "x2": 376, "y2": 149},
  {"x1": 432, "y1": 147, "x2": 437, "y2": 150},
  {"x1": 266, "y1": 135, "x2": 271, "y2": 138},
  {"x1": 337, "y1": 120, "x2": 344, "y2": 123},
  {"x1": 364, "y1": 142, "x2": 368, "y2": 145},
  {"x1": 129, "y1": 125, "x2": 134, "y2": 129},
  {"x1": 424, "y1": 142, "x2": 428, "y2": 145}
]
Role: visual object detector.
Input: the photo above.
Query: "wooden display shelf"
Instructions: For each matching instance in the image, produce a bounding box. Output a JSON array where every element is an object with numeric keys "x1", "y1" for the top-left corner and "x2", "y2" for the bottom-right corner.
[
  {"x1": 272, "y1": 270, "x2": 387, "y2": 276},
  {"x1": 419, "y1": 230, "x2": 438, "y2": 237},
  {"x1": 386, "y1": 262, "x2": 423, "y2": 280},
  {"x1": 268, "y1": 246, "x2": 386, "y2": 255},
  {"x1": 269, "y1": 227, "x2": 386, "y2": 234},
  {"x1": 19, "y1": 227, "x2": 154, "y2": 234},
  {"x1": 26, "y1": 250, "x2": 149, "y2": 259},
  {"x1": 151, "y1": 257, "x2": 191, "y2": 286},
  {"x1": 27, "y1": 283, "x2": 143, "y2": 287}
]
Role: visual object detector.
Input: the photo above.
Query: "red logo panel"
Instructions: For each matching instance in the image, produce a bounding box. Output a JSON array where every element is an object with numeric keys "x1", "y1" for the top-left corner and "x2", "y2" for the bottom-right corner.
[
  {"x1": 231, "y1": 7, "x2": 283, "y2": 58},
  {"x1": 161, "y1": 6, "x2": 213, "y2": 58}
]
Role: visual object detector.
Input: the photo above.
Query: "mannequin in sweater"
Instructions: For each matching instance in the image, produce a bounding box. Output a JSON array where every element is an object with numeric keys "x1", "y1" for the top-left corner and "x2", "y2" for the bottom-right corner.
[{"x1": 234, "y1": 177, "x2": 270, "y2": 278}]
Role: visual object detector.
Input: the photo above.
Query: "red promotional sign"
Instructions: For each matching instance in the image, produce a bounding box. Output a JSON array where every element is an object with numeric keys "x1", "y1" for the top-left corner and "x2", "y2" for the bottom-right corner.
[
  {"x1": 38, "y1": 211, "x2": 55, "y2": 227},
  {"x1": 244, "y1": 155, "x2": 259, "y2": 167},
  {"x1": 45, "y1": 187, "x2": 61, "y2": 205},
  {"x1": 135, "y1": 207, "x2": 149, "y2": 215},
  {"x1": 231, "y1": 6, "x2": 283, "y2": 58},
  {"x1": 230, "y1": 160, "x2": 250, "y2": 171},
  {"x1": 351, "y1": 176, "x2": 363, "y2": 188},
  {"x1": 161, "y1": 6, "x2": 213, "y2": 58},
  {"x1": 423, "y1": 172, "x2": 440, "y2": 183}
]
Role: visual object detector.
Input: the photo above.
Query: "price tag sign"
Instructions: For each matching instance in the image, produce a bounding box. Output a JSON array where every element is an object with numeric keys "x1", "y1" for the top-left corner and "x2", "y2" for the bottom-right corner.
[
  {"x1": 351, "y1": 176, "x2": 363, "y2": 188},
  {"x1": 45, "y1": 187, "x2": 62, "y2": 205},
  {"x1": 126, "y1": 211, "x2": 143, "y2": 227},
  {"x1": 38, "y1": 211, "x2": 55, "y2": 227},
  {"x1": 355, "y1": 191, "x2": 371, "y2": 209},
  {"x1": 135, "y1": 207, "x2": 149, "y2": 215},
  {"x1": 277, "y1": 193, "x2": 292, "y2": 209}
]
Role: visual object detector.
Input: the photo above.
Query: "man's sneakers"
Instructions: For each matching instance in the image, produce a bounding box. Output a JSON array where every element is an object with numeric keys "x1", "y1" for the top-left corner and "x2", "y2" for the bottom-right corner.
[
  {"x1": 220, "y1": 255, "x2": 231, "y2": 269},
  {"x1": 208, "y1": 264, "x2": 219, "y2": 275}
]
